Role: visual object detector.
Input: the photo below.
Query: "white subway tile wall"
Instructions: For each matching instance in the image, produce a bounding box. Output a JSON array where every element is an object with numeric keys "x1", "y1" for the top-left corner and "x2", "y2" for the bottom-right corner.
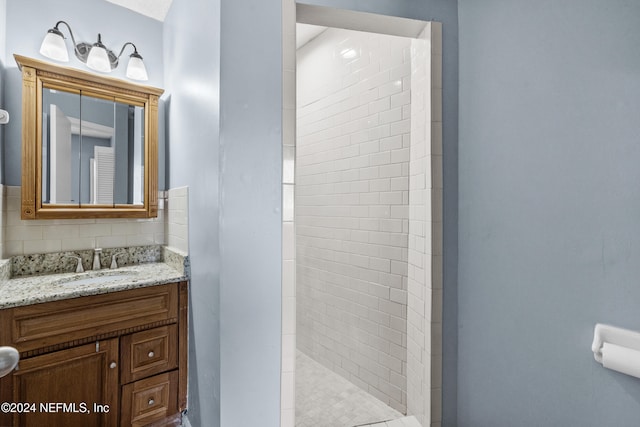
[
  {"x1": 1, "y1": 186, "x2": 189, "y2": 258},
  {"x1": 167, "y1": 186, "x2": 190, "y2": 253},
  {"x1": 296, "y1": 27, "x2": 413, "y2": 414}
]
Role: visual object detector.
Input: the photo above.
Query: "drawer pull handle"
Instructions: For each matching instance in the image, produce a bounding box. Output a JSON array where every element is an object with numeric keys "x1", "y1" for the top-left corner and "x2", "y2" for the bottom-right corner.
[
  {"x1": 148, "y1": 398, "x2": 155, "y2": 406},
  {"x1": 148, "y1": 351, "x2": 155, "y2": 358},
  {"x1": 109, "y1": 362, "x2": 117, "y2": 369}
]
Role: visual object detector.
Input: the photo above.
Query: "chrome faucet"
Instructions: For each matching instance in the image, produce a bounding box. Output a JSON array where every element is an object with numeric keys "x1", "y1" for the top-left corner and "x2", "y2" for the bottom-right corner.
[
  {"x1": 64, "y1": 255, "x2": 84, "y2": 273},
  {"x1": 93, "y1": 248, "x2": 102, "y2": 270}
]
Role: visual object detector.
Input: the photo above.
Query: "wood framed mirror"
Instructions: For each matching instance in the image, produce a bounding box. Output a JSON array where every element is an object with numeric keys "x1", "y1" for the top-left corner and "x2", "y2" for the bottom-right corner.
[{"x1": 15, "y1": 55, "x2": 164, "y2": 219}]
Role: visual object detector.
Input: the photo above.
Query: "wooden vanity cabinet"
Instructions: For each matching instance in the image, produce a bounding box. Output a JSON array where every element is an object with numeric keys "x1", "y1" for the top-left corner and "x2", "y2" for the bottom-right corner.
[
  {"x1": 10, "y1": 339, "x2": 119, "y2": 427},
  {"x1": 0, "y1": 281, "x2": 188, "y2": 427}
]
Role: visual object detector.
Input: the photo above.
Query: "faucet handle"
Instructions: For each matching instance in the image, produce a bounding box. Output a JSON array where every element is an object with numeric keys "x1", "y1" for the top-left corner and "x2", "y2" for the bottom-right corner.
[
  {"x1": 110, "y1": 253, "x2": 119, "y2": 269},
  {"x1": 64, "y1": 255, "x2": 84, "y2": 273},
  {"x1": 109, "y1": 251, "x2": 126, "y2": 269}
]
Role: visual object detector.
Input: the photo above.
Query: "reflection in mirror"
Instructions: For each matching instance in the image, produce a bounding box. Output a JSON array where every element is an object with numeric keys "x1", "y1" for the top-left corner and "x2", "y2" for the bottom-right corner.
[
  {"x1": 42, "y1": 88, "x2": 80, "y2": 204},
  {"x1": 113, "y1": 102, "x2": 145, "y2": 206},
  {"x1": 41, "y1": 87, "x2": 145, "y2": 207},
  {"x1": 80, "y1": 95, "x2": 115, "y2": 206}
]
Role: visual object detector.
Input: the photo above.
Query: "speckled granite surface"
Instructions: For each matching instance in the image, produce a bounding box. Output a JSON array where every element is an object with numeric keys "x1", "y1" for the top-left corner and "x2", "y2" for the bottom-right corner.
[
  {"x1": 0, "y1": 259, "x2": 11, "y2": 281},
  {"x1": 11, "y1": 245, "x2": 163, "y2": 277},
  {"x1": 0, "y1": 246, "x2": 189, "y2": 309},
  {"x1": 163, "y1": 246, "x2": 190, "y2": 278}
]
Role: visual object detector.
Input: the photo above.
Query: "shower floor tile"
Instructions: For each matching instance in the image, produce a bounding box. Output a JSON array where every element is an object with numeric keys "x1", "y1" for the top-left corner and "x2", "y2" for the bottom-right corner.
[
  {"x1": 296, "y1": 350, "x2": 404, "y2": 427},
  {"x1": 357, "y1": 416, "x2": 423, "y2": 427}
]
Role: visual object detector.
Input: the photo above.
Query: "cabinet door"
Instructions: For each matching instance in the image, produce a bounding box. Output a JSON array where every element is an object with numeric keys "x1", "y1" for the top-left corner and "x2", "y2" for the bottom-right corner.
[{"x1": 10, "y1": 339, "x2": 118, "y2": 427}]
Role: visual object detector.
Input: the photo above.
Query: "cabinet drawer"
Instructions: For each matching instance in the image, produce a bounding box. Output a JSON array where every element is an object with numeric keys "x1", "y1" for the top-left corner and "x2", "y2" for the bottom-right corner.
[
  {"x1": 121, "y1": 371, "x2": 179, "y2": 427},
  {"x1": 5, "y1": 284, "x2": 178, "y2": 353},
  {"x1": 121, "y1": 325, "x2": 178, "y2": 384}
]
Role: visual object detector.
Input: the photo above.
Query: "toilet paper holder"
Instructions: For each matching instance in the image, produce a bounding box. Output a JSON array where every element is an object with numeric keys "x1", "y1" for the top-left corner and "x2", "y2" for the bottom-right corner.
[{"x1": 592, "y1": 323, "x2": 640, "y2": 364}]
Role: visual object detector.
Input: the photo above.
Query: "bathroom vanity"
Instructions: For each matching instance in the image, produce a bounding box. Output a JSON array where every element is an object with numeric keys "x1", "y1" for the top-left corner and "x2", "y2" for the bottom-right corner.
[{"x1": 0, "y1": 250, "x2": 189, "y2": 427}]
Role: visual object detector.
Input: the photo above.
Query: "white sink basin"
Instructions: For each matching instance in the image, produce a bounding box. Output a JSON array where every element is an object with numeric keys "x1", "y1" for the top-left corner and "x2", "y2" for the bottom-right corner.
[
  {"x1": 61, "y1": 273, "x2": 135, "y2": 286},
  {"x1": 0, "y1": 346, "x2": 19, "y2": 378}
]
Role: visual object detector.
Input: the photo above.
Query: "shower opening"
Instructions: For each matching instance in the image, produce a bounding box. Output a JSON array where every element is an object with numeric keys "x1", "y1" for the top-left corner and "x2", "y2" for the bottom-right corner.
[{"x1": 285, "y1": 5, "x2": 443, "y2": 427}]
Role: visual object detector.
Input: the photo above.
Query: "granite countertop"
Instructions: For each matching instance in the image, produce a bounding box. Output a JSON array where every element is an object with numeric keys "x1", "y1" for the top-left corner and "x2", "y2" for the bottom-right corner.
[
  {"x1": 0, "y1": 262, "x2": 187, "y2": 309},
  {"x1": 0, "y1": 246, "x2": 189, "y2": 309}
]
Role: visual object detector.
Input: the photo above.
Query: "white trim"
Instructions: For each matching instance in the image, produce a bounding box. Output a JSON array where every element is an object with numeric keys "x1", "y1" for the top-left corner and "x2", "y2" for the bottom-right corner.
[
  {"x1": 68, "y1": 117, "x2": 114, "y2": 139},
  {"x1": 297, "y1": 3, "x2": 428, "y2": 39}
]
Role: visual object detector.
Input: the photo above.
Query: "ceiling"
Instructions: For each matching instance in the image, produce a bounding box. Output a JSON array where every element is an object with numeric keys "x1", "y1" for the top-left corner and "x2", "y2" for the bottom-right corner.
[
  {"x1": 103, "y1": 1, "x2": 326, "y2": 49},
  {"x1": 104, "y1": 0, "x2": 173, "y2": 21}
]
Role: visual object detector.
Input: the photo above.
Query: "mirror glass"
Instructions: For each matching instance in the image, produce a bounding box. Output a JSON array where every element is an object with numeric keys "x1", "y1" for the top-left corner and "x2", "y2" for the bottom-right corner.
[{"x1": 41, "y1": 86, "x2": 145, "y2": 207}]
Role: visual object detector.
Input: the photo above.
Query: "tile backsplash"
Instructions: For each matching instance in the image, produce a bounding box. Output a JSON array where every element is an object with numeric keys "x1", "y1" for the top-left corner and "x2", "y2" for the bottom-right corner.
[
  {"x1": 166, "y1": 186, "x2": 189, "y2": 254},
  {"x1": 1, "y1": 185, "x2": 190, "y2": 259}
]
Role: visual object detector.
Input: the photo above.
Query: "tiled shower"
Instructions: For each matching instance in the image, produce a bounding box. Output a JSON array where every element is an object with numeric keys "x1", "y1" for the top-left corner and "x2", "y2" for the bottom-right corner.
[
  {"x1": 294, "y1": 19, "x2": 443, "y2": 426},
  {"x1": 296, "y1": 26, "x2": 413, "y2": 414}
]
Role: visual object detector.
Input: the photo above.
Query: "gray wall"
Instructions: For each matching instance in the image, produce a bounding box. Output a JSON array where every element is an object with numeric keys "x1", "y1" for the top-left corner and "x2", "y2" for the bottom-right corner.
[
  {"x1": 0, "y1": 0, "x2": 5, "y2": 62},
  {"x1": 162, "y1": 0, "x2": 221, "y2": 426},
  {"x1": 218, "y1": 1, "x2": 283, "y2": 425},
  {"x1": 0, "y1": 0, "x2": 6, "y2": 183},
  {"x1": 165, "y1": 0, "x2": 285, "y2": 425},
  {"x1": 165, "y1": 0, "x2": 286, "y2": 425},
  {"x1": 458, "y1": 1, "x2": 640, "y2": 426},
  {"x1": 3, "y1": 0, "x2": 164, "y2": 187}
]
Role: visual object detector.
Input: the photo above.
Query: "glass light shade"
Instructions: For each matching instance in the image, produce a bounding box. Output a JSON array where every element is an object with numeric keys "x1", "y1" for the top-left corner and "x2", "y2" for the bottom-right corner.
[
  {"x1": 40, "y1": 32, "x2": 69, "y2": 62},
  {"x1": 86, "y1": 46, "x2": 111, "y2": 73},
  {"x1": 126, "y1": 55, "x2": 148, "y2": 81}
]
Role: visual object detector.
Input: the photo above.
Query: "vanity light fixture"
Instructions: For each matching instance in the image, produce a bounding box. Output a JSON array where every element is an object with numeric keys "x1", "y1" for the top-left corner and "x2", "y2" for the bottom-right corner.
[{"x1": 39, "y1": 21, "x2": 149, "y2": 81}]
